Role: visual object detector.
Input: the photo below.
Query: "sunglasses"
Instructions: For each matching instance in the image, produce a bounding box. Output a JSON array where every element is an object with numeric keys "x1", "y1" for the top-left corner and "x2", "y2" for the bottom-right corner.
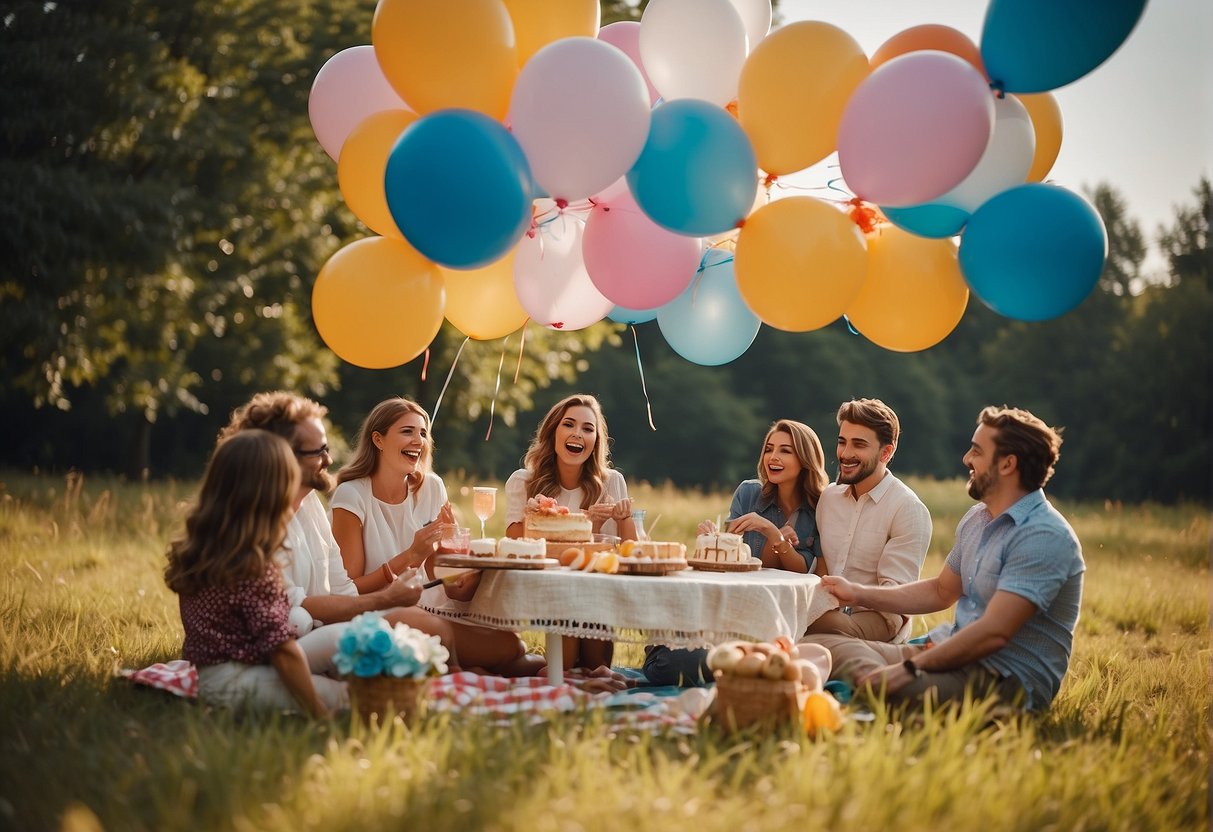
[{"x1": 294, "y1": 444, "x2": 330, "y2": 459}]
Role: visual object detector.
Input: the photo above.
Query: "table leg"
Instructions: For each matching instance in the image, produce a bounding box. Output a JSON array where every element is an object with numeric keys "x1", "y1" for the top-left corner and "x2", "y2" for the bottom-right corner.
[{"x1": 545, "y1": 632, "x2": 564, "y2": 686}]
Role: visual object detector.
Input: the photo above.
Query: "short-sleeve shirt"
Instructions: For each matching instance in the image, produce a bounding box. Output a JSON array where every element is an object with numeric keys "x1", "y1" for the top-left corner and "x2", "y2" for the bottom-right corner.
[
  {"x1": 280, "y1": 491, "x2": 358, "y2": 636},
  {"x1": 329, "y1": 472, "x2": 449, "y2": 607},
  {"x1": 503, "y1": 468, "x2": 630, "y2": 538},
  {"x1": 727, "y1": 479, "x2": 821, "y2": 571},
  {"x1": 180, "y1": 566, "x2": 295, "y2": 667},
  {"x1": 927, "y1": 490, "x2": 1085, "y2": 709}
]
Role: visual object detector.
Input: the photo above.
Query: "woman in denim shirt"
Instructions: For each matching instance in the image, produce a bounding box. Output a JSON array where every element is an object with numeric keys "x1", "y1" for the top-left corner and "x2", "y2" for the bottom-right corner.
[{"x1": 642, "y1": 420, "x2": 829, "y2": 686}]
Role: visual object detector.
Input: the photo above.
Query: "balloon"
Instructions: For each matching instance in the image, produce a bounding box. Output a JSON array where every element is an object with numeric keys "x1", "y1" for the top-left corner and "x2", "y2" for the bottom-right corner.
[
  {"x1": 583, "y1": 189, "x2": 702, "y2": 309},
  {"x1": 627, "y1": 99, "x2": 758, "y2": 236},
  {"x1": 308, "y1": 46, "x2": 412, "y2": 161},
  {"x1": 958, "y1": 183, "x2": 1108, "y2": 321},
  {"x1": 385, "y1": 110, "x2": 535, "y2": 270},
  {"x1": 657, "y1": 248, "x2": 760, "y2": 366},
  {"x1": 980, "y1": 0, "x2": 1147, "y2": 93},
  {"x1": 938, "y1": 93, "x2": 1035, "y2": 213},
  {"x1": 509, "y1": 38, "x2": 651, "y2": 202},
  {"x1": 871, "y1": 24, "x2": 985, "y2": 76},
  {"x1": 337, "y1": 110, "x2": 416, "y2": 238},
  {"x1": 503, "y1": 0, "x2": 600, "y2": 67},
  {"x1": 312, "y1": 237, "x2": 445, "y2": 369},
  {"x1": 838, "y1": 51, "x2": 995, "y2": 207},
  {"x1": 440, "y1": 250, "x2": 529, "y2": 340},
  {"x1": 880, "y1": 204, "x2": 970, "y2": 239},
  {"x1": 737, "y1": 21, "x2": 869, "y2": 175},
  {"x1": 609, "y1": 305, "x2": 658, "y2": 325},
  {"x1": 1017, "y1": 92, "x2": 1064, "y2": 182},
  {"x1": 513, "y1": 219, "x2": 613, "y2": 331},
  {"x1": 734, "y1": 198, "x2": 868, "y2": 332},
  {"x1": 726, "y1": 0, "x2": 772, "y2": 49},
  {"x1": 639, "y1": 0, "x2": 748, "y2": 106},
  {"x1": 372, "y1": 0, "x2": 517, "y2": 118},
  {"x1": 846, "y1": 227, "x2": 969, "y2": 352},
  {"x1": 597, "y1": 22, "x2": 660, "y2": 105}
]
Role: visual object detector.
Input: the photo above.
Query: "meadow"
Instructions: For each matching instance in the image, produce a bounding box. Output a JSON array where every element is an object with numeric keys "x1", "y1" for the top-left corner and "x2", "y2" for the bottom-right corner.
[{"x1": 0, "y1": 470, "x2": 1207, "y2": 831}]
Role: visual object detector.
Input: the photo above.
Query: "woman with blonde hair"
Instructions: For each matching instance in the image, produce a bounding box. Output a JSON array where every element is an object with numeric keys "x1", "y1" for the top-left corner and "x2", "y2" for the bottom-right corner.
[
  {"x1": 504, "y1": 393, "x2": 636, "y2": 672},
  {"x1": 331, "y1": 397, "x2": 542, "y2": 676},
  {"x1": 166, "y1": 430, "x2": 345, "y2": 716}
]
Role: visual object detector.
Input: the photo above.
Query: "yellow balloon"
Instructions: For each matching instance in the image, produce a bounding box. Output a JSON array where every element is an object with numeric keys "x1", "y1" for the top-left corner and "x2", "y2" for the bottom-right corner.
[
  {"x1": 1017, "y1": 92, "x2": 1064, "y2": 183},
  {"x1": 312, "y1": 237, "x2": 445, "y2": 369},
  {"x1": 738, "y1": 22, "x2": 869, "y2": 175},
  {"x1": 845, "y1": 225, "x2": 968, "y2": 352},
  {"x1": 734, "y1": 197, "x2": 868, "y2": 332},
  {"x1": 372, "y1": 0, "x2": 517, "y2": 119},
  {"x1": 338, "y1": 110, "x2": 417, "y2": 238},
  {"x1": 440, "y1": 249, "x2": 529, "y2": 340},
  {"x1": 503, "y1": 0, "x2": 600, "y2": 66}
]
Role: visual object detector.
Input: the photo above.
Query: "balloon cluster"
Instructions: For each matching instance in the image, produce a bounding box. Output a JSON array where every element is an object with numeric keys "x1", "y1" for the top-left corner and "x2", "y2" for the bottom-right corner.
[{"x1": 307, "y1": 0, "x2": 1144, "y2": 368}]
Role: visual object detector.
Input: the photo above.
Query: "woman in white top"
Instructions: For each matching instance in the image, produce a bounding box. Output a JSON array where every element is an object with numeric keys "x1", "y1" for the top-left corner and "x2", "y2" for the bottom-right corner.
[
  {"x1": 505, "y1": 393, "x2": 636, "y2": 671},
  {"x1": 332, "y1": 397, "x2": 542, "y2": 676}
]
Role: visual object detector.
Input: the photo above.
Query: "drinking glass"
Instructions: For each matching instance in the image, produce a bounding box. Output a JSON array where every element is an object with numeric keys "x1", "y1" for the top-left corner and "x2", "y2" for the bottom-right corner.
[
  {"x1": 438, "y1": 525, "x2": 471, "y2": 554},
  {"x1": 472, "y1": 486, "x2": 497, "y2": 538}
]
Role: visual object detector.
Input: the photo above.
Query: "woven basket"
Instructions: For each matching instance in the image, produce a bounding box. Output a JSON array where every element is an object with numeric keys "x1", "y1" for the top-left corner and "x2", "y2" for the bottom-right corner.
[
  {"x1": 345, "y1": 675, "x2": 427, "y2": 724},
  {"x1": 713, "y1": 672, "x2": 806, "y2": 731}
]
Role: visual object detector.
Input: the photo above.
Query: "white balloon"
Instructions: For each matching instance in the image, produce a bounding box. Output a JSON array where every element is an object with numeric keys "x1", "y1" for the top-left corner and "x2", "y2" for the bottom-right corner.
[
  {"x1": 513, "y1": 218, "x2": 613, "y2": 331},
  {"x1": 640, "y1": 0, "x2": 748, "y2": 106},
  {"x1": 942, "y1": 95, "x2": 1036, "y2": 213},
  {"x1": 727, "y1": 0, "x2": 771, "y2": 50},
  {"x1": 509, "y1": 38, "x2": 652, "y2": 202}
]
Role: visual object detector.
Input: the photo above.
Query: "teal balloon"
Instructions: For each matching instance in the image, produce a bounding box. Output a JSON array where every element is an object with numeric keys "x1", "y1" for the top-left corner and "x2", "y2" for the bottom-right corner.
[
  {"x1": 385, "y1": 109, "x2": 534, "y2": 269},
  {"x1": 609, "y1": 305, "x2": 657, "y2": 325},
  {"x1": 958, "y1": 184, "x2": 1107, "y2": 321},
  {"x1": 881, "y1": 203, "x2": 970, "y2": 238},
  {"x1": 627, "y1": 99, "x2": 757, "y2": 236},
  {"x1": 981, "y1": 0, "x2": 1147, "y2": 93},
  {"x1": 657, "y1": 249, "x2": 760, "y2": 365}
]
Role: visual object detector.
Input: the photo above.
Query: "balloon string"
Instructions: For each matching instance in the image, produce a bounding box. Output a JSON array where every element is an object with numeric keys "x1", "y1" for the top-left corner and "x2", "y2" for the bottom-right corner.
[
  {"x1": 690, "y1": 249, "x2": 734, "y2": 307},
  {"x1": 485, "y1": 340, "x2": 508, "y2": 441},
  {"x1": 430, "y1": 336, "x2": 469, "y2": 426},
  {"x1": 513, "y1": 320, "x2": 530, "y2": 384},
  {"x1": 843, "y1": 315, "x2": 861, "y2": 336},
  {"x1": 420, "y1": 348, "x2": 430, "y2": 382},
  {"x1": 825, "y1": 177, "x2": 853, "y2": 199},
  {"x1": 631, "y1": 325, "x2": 657, "y2": 431}
]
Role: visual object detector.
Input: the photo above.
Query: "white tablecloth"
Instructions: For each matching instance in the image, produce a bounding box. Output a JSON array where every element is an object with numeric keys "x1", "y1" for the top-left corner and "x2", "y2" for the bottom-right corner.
[{"x1": 423, "y1": 568, "x2": 837, "y2": 648}]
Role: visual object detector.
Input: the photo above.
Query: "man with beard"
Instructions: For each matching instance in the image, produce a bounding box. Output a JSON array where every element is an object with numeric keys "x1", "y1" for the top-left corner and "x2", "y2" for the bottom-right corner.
[
  {"x1": 802, "y1": 406, "x2": 1084, "y2": 710},
  {"x1": 219, "y1": 393, "x2": 450, "y2": 644},
  {"x1": 806, "y1": 398, "x2": 932, "y2": 642}
]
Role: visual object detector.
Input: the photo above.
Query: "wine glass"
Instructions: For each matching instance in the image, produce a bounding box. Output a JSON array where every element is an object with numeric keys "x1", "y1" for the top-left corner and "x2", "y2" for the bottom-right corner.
[{"x1": 472, "y1": 487, "x2": 497, "y2": 539}]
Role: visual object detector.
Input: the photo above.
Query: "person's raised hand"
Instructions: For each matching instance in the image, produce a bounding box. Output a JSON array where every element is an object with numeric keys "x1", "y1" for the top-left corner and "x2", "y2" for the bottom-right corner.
[
  {"x1": 728, "y1": 512, "x2": 779, "y2": 539},
  {"x1": 820, "y1": 574, "x2": 861, "y2": 604},
  {"x1": 610, "y1": 497, "x2": 633, "y2": 522},
  {"x1": 696, "y1": 519, "x2": 717, "y2": 535},
  {"x1": 779, "y1": 523, "x2": 799, "y2": 548},
  {"x1": 382, "y1": 568, "x2": 423, "y2": 607}
]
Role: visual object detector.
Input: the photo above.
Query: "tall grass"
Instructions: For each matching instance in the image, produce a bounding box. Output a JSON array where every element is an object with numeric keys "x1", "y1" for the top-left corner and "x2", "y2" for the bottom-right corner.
[{"x1": 0, "y1": 471, "x2": 1207, "y2": 831}]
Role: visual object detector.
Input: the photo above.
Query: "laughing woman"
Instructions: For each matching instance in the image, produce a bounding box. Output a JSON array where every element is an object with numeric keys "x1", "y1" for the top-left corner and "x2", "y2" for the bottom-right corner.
[
  {"x1": 331, "y1": 397, "x2": 542, "y2": 676},
  {"x1": 504, "y1": 394, "x2": 636, "y2": 671}
]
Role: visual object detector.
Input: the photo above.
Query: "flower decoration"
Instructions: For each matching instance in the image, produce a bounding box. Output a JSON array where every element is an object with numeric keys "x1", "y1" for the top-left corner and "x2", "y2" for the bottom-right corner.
[{"x1": 333, "y1": 612, "x2": 450, "y2": 679}]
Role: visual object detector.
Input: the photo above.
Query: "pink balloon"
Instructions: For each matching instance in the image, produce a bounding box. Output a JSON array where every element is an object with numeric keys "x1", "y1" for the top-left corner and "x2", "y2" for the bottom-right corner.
[
  {"x1": 838, "y1": 51, "x2": 995, "y2": 207},
  {"x1": 514, "y1": 219, "x2": 614, "y2": 331},
  {"x1": 583, "y1": 190, "x2": 703, "y2": 309},
  {"x1": 598, "y1": 21, "x2": 660, "y2": 105},
  {"x1": 309, "y1": 46, "x2": 413, "y2": 161}
]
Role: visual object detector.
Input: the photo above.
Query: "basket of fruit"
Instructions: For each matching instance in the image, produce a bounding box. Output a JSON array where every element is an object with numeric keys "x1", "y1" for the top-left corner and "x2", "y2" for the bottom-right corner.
[{"x1": 707, "y1": 639, "x2": 840, "y2": 733}]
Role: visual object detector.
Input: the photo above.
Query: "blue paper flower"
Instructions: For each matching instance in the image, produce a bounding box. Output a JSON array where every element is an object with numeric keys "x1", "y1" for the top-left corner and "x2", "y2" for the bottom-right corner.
[{"x1": 332, "y1": 612, "x2": 451, "y2": 680}]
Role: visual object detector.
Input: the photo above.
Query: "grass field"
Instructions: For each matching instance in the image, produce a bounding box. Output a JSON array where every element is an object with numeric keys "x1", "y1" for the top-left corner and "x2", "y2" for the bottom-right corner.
[{"x1": 0, "y1": 470, "x2": 1207, "y2": 831}]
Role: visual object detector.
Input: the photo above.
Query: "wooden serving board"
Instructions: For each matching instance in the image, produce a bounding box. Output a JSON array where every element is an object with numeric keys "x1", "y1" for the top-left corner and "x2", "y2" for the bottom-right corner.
[
  {"x1": 686, "y1": 557, "x2": 763, "y2": 573},
  {"x1": 616, "y1": 559, "x2": 688, "y2": 576},
  {"x1": 544, "y1": 540, "x2": 613, "y2": 558},
  {"x1": 433, "y1": 554, "x2": 560, "y2": 571}
]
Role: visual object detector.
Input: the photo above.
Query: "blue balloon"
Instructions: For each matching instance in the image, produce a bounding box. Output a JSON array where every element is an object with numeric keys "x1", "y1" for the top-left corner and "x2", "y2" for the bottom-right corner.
[
  {"x1": 981, "y1": 0, "x2": 1147, "y2": 93},
  {"x1": 608, "y1": 305, "x2": 658, "y2": 325},
  {"x1": 958, "y1": 183, "x2": 1107, "y2": 321},
  {"x1": 657, "y1": 248, "x2": 760, "y2": 365},
  {"x1": 385, "y1": 109, "x2": 534, "y2": 269},
  {"x1": 881, "y1": 203, "x2": 970, "y2": 239},
  {"x1": 627, "y1": 99, "x2": 757, "y2": 236}
]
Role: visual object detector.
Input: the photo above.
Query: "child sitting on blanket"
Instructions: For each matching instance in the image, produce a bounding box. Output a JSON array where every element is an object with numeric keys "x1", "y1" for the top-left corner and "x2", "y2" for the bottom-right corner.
[{"x1": 164, "y1": 430, "x2": 346, "y2": 717}]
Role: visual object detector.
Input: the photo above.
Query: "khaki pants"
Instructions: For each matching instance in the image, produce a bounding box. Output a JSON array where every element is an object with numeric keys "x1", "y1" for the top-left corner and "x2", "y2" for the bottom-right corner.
[
  {"x1": 805, "y1": 609, "x2": 901, "y2": 642},
  {"x1": 802, "y1": 634, "x2": 1024, "y2": 707}
]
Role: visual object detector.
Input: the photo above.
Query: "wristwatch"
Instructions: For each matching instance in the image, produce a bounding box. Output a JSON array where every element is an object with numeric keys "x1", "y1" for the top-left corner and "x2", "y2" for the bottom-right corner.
[{"x1": 903, "y1": 658, "x2": 922, "y2": 679}]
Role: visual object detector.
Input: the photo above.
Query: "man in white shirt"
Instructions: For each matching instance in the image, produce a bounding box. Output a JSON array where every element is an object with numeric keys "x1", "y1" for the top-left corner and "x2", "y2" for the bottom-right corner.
[
  {"x1": 219, "y1": 392, "x2": 436, "y2": 636},
  {"x1": 806, "y1": 398, "x2": 932, "y2": 642}
]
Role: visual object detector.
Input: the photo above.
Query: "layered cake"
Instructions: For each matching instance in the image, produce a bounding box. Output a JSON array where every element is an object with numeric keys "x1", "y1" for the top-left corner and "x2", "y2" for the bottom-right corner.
[
  {"x1": 469, "y1": 538, "x2": 497, "y2": 557},
  {"x1": 694, "y1": 532, "x2": 752, "y2": 563},
  {"x1": 496, "y1": 536, "x2": 548, "y2": 560},
  {"x1": 622, "y1": 540, "x2": 687, "y2": 561},
  {"x1": 523, "y1": 495, "x2": 592, "y2": 542}
]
